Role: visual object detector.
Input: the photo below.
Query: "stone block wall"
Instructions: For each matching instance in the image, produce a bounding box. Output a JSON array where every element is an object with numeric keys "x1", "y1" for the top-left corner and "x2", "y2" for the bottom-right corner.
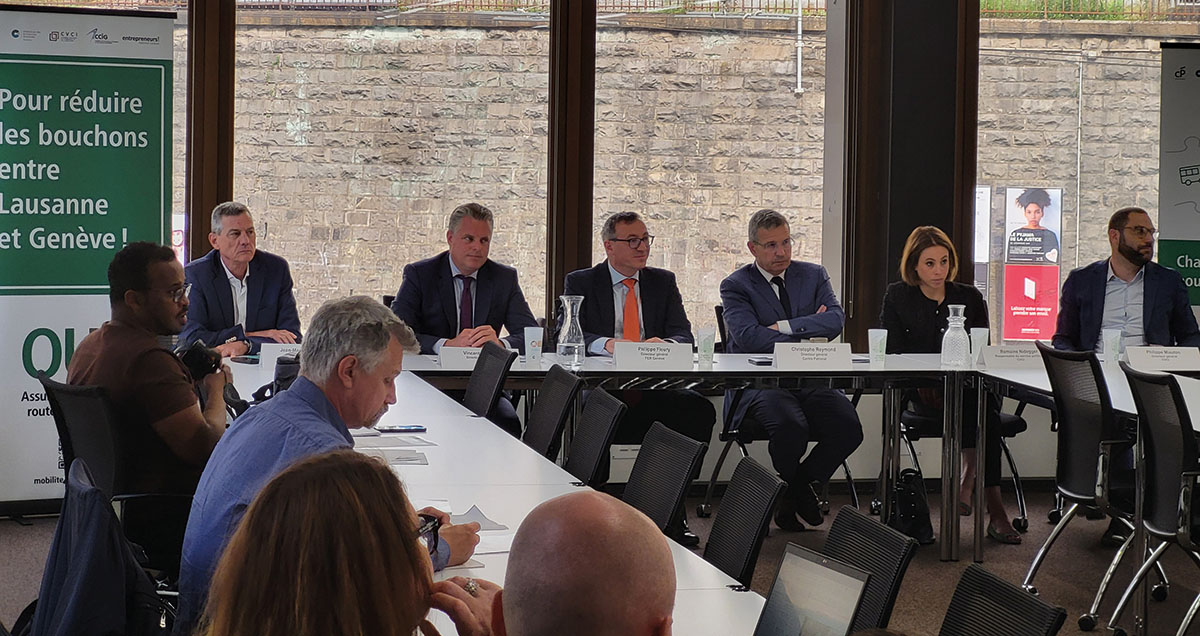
[{"x1": 169, "y1": 15, "x2": 1184, "y2": 335}]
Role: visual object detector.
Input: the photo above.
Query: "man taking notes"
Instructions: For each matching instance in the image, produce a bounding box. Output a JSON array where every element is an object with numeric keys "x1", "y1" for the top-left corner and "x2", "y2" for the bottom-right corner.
[{"x1": 181, "y1": 201, "x2": 301, "y2": 357}]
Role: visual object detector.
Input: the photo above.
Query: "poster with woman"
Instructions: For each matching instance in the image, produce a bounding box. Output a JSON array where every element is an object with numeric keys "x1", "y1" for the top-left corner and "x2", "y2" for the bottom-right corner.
[{"x1": 1004, "y1": 187, "x2": 1062, "y2": 264}]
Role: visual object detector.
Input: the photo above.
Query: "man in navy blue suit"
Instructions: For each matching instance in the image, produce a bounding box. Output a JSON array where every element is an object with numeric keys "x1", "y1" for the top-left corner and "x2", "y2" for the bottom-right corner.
[
  {"x1": 391, "y1": 202, "x2": 538, "y2": 436},
  {"x1": 1053, "y1": 206, "x2": 1200, "y2": 352},
  {"x1": 182, "y1": 202, "x2": 301, "y2": 358},
  {"x1": 720, "y1": 209, "x2": 864, "y2": 531},
  {"x1": 562, "y1": 211, "x2": 716, "y2": 546}
]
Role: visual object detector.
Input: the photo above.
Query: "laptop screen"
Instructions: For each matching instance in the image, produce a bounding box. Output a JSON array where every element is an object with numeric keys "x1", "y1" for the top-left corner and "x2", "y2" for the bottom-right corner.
[{"x1": 753, "y1": 543, "x2": 871, "y2": 636}]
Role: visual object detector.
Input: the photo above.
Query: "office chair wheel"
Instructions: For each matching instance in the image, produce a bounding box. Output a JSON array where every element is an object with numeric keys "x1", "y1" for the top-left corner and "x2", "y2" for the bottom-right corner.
[
  {"x1": 1077, "y1": 613, "x2": 1097, "y2": 631},
  {"x1": 1013, "y1": 517, "x2": 1028, "y2": 533},
  {"x1": 1047, "y1": 509, "x2": 1062, "y2": 524},
  {"x1": 869, "y1": 499, "x2": 882, "y2": 516},
  {"x1": 819, "y1": 500, "x2": 830, "y2": 515},
  {"x1": 1111, "y1": 627, "x2": 1128, "y2": 636},
  {"x1": 696, "y1": 503, "x2": 713, "y2": 518},
  {"x1": 1151, "y1": 583, "x2": 1169, "y2": 602},
  {"x1": 1021, "y1": 584, "x2": 1038, "y2": 595}
]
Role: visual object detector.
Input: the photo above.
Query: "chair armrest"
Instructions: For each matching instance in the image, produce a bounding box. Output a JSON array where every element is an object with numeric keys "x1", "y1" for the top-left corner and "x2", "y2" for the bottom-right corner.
[{"x1": 1178, "y1": 470, "x2": 1200, "y2": 549}]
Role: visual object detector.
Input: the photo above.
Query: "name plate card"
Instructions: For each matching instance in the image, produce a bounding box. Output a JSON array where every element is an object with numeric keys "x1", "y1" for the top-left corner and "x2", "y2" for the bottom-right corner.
[
  {"x1": 981, "y1": 345, "x2": 1042, "y2": 369},
  {"x1": 259, "y1": 342, "x2": 302, "y2": 373},
  {"x1": 1126, "y1": 346, "x2": 1200, "y2": 371},
  {"x1": 774, "y1": 342, "x2": 853, "y2": 371},
  {"x1": 439, "y1": 346, "x2": 483, "y2": 370},
  {"x1": 613, "y1": 342, "x2": 694, "y2": 371}
]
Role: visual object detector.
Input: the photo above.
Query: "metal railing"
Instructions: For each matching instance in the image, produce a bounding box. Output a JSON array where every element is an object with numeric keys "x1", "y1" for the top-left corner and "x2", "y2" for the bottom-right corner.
[{"x1": 13, "y1": 0, "x2": 1200, "y2": 20}]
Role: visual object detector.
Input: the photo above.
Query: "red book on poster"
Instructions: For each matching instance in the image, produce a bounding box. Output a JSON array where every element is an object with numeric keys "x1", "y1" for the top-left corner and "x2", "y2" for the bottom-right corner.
[{"x1": 1002, "y1": 264, "x2": 1060, "y2": 341}]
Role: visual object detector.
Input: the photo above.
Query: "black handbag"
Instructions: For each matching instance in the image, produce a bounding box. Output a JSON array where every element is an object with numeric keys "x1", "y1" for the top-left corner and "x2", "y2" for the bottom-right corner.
[{"x1": 887, "y1": 468, "x2": 935, "y2": 545}]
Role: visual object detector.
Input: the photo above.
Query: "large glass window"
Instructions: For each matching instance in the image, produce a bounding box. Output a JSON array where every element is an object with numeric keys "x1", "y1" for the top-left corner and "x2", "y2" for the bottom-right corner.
[
  {"x1": 233, "y1": 7, "x2": 550, "y2": 326},
  {"x1": 593, "y1": 6, "x2": 826, "y2": 334}
]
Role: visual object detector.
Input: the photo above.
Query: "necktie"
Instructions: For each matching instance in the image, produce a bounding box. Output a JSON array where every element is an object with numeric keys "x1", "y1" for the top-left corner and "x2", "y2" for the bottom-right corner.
[
  {"x1": 457, "y1": 275, "x2": 473, "y2": 331},
  {"x1": 771, "y1": 276, "x2": 791, "y2": 317},
  {"x1": 621, "y1": 278, "x2": 640, "y2": 341}
]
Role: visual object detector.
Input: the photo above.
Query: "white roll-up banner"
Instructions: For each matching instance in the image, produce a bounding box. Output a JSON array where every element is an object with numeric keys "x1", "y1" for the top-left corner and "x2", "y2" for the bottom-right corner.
[
  {"x1": 0, "y1": 5, "x2": 174, "y2": 515},
  {"x1": 1159, "y1": 43, "x2": 1200, "y2": 319}
]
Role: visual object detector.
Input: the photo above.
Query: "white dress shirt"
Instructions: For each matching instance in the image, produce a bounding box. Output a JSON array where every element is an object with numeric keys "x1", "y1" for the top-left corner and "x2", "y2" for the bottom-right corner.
[
  {"x1": 1099, "y1": 260, "x2": 1146, "y2": 353},
  {"x1": 221, "y1": 260, "x2": 250, "y2": 330},
  {"x1": 756, "y1": 263, "x2": 794, "y2": 335},
  {"x1": 590, "y1": 264, "x2": 645, "y2": 356}
]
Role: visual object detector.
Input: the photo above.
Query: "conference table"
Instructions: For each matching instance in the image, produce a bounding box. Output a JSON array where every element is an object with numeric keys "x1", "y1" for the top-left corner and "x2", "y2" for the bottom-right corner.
[{"x1": 228, "y1": 362, "x2": 767, "y2": 635}]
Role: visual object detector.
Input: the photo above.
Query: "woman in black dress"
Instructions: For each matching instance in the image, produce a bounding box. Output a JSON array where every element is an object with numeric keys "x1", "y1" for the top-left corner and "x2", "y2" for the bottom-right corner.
[{"x1": 879, "y1": 226, "x2": 1020, "y2": 544}]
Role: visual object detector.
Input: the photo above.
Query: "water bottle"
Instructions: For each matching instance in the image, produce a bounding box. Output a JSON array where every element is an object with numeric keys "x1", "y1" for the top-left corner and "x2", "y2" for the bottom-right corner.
[{"x1": 940, "y1": 304, "x2": 971, "y2": 368}]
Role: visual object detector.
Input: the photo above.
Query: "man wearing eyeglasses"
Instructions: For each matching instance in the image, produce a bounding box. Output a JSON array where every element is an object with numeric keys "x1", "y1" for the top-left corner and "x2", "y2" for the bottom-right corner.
[
  {"x1": 181, "y1": 201, "x2": 302, "y2": 358},
  {"x1": 561, "y1": 211, "x2": 717, "y2": 546},
  {"x1": 1053, "y1": 206, "x2": 1200, "y2": 352},
  {"x1": 719, "y1": 209, "x2": 864, "y2": 532},
  {"x1": 68, "y1": 242, "x2": 231, "y2": 571}
]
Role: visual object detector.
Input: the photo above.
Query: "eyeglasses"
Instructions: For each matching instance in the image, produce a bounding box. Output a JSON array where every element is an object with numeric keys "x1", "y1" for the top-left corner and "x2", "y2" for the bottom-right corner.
[
  {"x1": 753, "y1": 237, "x2": 794, "y2": 252},
  {"x1": 609, "y1": 235, "x2": 654, "y2": 249},
  {"x1": 151, "y1": 282, "x2": 192, "y2": 304},
  {"x1": 1123, "y1": 226, "x2": 1158, "y2": 240},
  {"x1": 416, "y1": 513, "x2": 440, "y2": 554}
]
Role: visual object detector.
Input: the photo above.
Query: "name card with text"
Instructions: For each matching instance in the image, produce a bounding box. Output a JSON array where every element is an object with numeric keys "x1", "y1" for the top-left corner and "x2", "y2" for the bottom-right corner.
[
  {"x1": 1126, "y1": 346, "x2": 1200, "y2": 371},
  {"x1": 982, "y1": 345, "x2": 1042, "y2": 369},
  {"x1": 260, "y1": 342, "x2": 302, "y2": 374},
  {"x1": 774, "y1": 342, "x2": 853, "y2": 371},
  {"x1": 439, "y1": 346, "x2": 483, "y2": 370},
  {"x1": 613, "y1": 342, "x2": 694, "y2": 371}
]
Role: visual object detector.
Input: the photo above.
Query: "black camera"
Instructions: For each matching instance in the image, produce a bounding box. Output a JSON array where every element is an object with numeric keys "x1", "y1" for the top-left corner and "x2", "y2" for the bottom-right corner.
[{"x1": 177, "y1": 340, "x2": 222, "y2": 381}]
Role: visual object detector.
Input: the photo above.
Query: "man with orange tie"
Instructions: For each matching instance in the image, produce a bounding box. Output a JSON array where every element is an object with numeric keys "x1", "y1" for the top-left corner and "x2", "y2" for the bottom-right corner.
[{"x1": 562, "y1": 211, "x2": 716, "y2": 546}]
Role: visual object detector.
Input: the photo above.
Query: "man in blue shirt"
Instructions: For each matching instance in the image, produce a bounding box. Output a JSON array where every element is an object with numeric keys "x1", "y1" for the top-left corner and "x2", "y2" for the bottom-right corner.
[{"x1": 176, "y1": 296, "x2": 480, "y2": 633}]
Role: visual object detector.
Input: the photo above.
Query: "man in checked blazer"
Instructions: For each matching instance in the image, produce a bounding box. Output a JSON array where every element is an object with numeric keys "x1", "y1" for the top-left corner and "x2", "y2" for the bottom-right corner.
[
  {"x1": 561, "y1": 211, "x2": 716, "y2": 546},
  {"x1": 720, "y1": 209, "x2": 864, "y2": 532}
]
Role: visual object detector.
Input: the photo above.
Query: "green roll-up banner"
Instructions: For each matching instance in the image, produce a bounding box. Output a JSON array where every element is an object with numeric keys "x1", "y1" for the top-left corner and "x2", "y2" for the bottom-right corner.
[
  {"x1": 0, "y1": 5, "x2": 173, "y2": 514},
  {"x1": 1159, "y1": 43, "x2": 1200, "y2": 316}
]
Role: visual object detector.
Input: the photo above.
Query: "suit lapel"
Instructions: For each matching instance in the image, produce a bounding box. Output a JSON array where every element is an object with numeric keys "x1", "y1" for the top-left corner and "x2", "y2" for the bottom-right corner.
[
  {"x1": 595, "y1": 262, "x2": 617, "y2": 336},
  {"x1": 209, "y1": 253, "x2": 236, "y2": 328},
  {"x1": 639, "y1": 269, "x2": 660, "y2": 337},
  {"x1": 1142, "y1": 263, "x2": 1158, "y2": 340},
  {"x1": 245, "y1": 258, "x2": 265, "y2": 330},
  {"x1": 751, "y1": 267, "x2": 786, "y2": 322},
  {"x1": 474, "y1": 263, "x2": 493, "y2": 328},
  {"x1": 438, "y1": 255, "x2": 458, "y2": 333}
]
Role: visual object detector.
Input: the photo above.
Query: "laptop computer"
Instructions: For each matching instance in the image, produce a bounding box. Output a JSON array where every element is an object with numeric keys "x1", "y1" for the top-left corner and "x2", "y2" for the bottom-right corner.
[{"x1": 752, "y1": 543, "x2": 872, "y2": 636}]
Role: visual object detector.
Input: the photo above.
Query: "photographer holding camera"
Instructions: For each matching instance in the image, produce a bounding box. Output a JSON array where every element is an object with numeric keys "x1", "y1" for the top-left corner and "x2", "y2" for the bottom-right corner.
[{"x1": 68, "y1": 242, "x2": 230, "y2": 571}]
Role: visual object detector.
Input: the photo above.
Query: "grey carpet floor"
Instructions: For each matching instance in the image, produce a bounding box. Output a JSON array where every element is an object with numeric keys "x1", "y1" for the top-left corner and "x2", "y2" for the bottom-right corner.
[{"x1": 4, "y1": 490, "x2": 1200, "y2": 635}]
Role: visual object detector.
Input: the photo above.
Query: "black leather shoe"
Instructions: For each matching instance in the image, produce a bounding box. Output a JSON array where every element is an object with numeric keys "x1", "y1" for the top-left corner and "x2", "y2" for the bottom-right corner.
[
  {"x1": 1101, "y1": 518, "x2": 1129, "y2": 549},
  {"x1": 794, "y1": 482, "x2": 824, "y2": 527},
  {"x1": 668, "y1": 519, "x2": 701, "y2": 547},
  {"x1": 773, "y1": 504, "x2": 807, "y2": 532}
]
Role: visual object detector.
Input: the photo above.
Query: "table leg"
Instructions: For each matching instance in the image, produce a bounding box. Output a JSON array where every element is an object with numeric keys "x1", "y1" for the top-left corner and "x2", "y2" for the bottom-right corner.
[
  {"x1": 1134, "y1": 422, "x2": 1148, "y2": 635},
  {"x1": 974, "y1": 375, "x2": 987, "y2": 563},
  {"x1": 940, "y1": 370, "x2": 962, "y2": 561},
  {"x1": 879, "y1": 384, "x2": 900, "y2": 522}
]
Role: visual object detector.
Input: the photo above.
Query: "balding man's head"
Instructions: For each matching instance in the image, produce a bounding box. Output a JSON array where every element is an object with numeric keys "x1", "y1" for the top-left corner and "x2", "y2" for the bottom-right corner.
[{"x1": 500, "y1": 491, "x2": 675, "y2": 636}]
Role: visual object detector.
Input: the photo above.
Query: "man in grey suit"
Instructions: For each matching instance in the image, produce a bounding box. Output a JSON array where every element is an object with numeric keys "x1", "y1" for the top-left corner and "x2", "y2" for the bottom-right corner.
[{"x1": 720, "y1": 209, "x2": 863, "y2": 531}]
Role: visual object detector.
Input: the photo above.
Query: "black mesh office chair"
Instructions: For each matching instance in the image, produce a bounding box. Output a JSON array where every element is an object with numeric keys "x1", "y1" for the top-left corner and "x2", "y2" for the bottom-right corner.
[
  {"x1": 1106, "y1": 363, "x2": 1200, "y2": 636},
  {"x1": 381, "y1": 294, "x2": 395, "y2": 308},
  {"x1": 623, "y1": 422, "x2": 708, "y2": 534},
  {"x1": 563, "y1": 388, "x2": 626, "y2": 487},
  {"x1": 940, "y1": 564, "x2": 1067, "y2": 636},
  {"x1": 701, "y1": 456, "x2": 785, "y2": 587},
  {"x1": 521, "y1": 364, "x2": 583, "y2": 460},
  {"x1": 896, "y1": 396, "x2": 1032, "y2": 531},
  {"x1": 462, "y1": 341, "x2": 518, "y2": 420},
  {"x1": 39, "y1": 373, "x2": 193, "y2": 577},
  {"x1": 1023, "y1": 343, "x2": 1166, "y2": 631},
  {"x1": 822, "y1": 505, "x2": 918, "y2": 632},
  {"x1": 699, "y1": 305, "x2": 857, "y2": 518}
]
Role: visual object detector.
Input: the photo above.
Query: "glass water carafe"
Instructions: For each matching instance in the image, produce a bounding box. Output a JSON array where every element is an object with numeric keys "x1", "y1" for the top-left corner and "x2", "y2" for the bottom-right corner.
[
  {"x1": 940, "y1": 304, "x2": 971, "y2": 368},
  {"x1": 557, "y1": 295, "x2": 585, "y2": 370}
]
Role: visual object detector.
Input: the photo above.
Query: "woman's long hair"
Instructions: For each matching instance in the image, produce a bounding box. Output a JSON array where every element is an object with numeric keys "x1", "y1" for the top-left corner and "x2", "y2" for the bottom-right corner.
[{"x1": 199, "y1": 449, "x2": 432, "y2": 636}]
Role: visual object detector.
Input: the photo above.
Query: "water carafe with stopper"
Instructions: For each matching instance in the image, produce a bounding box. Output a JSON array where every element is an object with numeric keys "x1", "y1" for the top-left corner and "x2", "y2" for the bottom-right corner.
[
  {"x1": 940, "y1": 304, "x2": 971, "y2": 368},
  {"x1": 557, "y1": 295, "x2": 585, "y2": 370}
]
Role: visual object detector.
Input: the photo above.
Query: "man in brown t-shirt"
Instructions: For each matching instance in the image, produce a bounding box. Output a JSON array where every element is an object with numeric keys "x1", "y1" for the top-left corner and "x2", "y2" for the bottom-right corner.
[{"x1": 68, "y1": 242, "x2": 229, "y2": 493}]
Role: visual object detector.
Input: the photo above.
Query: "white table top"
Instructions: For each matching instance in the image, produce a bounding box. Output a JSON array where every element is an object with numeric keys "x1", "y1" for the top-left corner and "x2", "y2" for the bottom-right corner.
[{"x1": 401, "y1": 351, "x2": 947, "y2": 375}]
